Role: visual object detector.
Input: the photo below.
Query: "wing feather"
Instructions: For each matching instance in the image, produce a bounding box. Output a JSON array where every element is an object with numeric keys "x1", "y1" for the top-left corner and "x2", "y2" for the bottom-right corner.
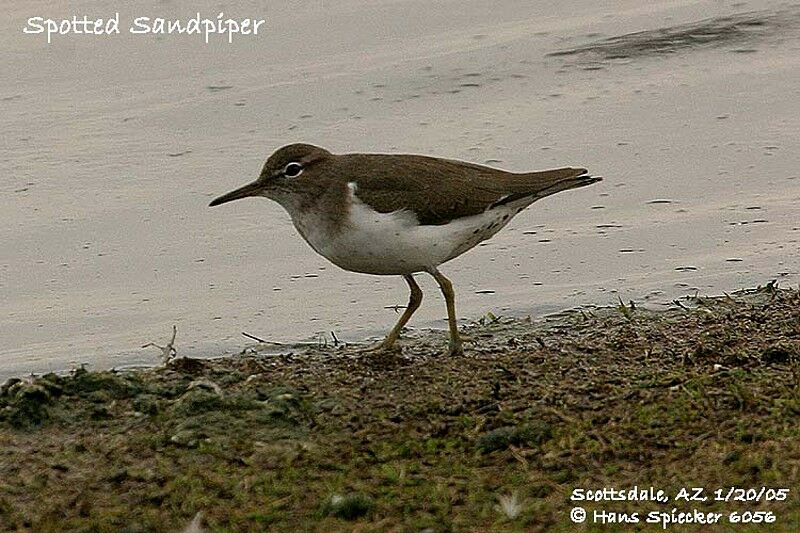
[{"x1": 332, "y1": 153, "x2": 599, "y2": 225}]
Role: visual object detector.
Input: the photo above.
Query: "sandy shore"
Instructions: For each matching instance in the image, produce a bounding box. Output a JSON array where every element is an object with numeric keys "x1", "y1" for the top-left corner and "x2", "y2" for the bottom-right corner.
[
  {"x1": 2, "y1": 0, "x2": 799, "y2": 378},
  {"x1": 1, "y1": 285, "x2": 798, "y2": 530}
]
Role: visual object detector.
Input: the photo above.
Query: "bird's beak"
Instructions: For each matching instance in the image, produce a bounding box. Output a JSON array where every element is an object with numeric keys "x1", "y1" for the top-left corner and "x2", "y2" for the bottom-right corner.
[{"x1": 208, "y1": 180, "x2": 263, "y2": 207}]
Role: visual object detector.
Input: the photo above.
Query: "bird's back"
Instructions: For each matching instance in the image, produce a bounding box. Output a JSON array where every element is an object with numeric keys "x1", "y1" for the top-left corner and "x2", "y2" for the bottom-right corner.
[{"x1": 329, "y1": 153, "x2": 599, "y2": 225}]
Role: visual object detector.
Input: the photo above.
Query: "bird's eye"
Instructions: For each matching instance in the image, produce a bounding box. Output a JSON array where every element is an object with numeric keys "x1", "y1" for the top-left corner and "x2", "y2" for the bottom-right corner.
[{"x1": 283, "y1": 162, "x2": 303, "y2": 177}]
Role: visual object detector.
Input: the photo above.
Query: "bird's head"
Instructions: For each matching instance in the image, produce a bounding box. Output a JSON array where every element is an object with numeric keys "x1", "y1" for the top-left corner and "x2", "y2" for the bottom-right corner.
[{"x1": 209, "y1": 143, "x2": 332, "y2": 207}]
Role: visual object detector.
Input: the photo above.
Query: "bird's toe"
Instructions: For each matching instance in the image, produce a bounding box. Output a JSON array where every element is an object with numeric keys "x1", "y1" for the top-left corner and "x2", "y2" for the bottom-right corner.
[
  {"x1": 447, "y1": 340, "x2": 464, "y2": 357},
  {"x1": 357, "y1": 340, "x2": 402, "y2": 355}
]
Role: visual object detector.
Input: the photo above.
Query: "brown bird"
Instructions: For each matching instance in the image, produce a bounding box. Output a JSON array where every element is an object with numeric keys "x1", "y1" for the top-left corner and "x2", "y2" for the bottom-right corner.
[{"x1": 210, "y1": 143, "x2": 601, "y2": 356}]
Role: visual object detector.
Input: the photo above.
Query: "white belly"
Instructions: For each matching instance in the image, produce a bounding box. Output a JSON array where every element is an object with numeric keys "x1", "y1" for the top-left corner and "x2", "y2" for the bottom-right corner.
[{"x1": 289, "y1": 191, "x2": 522, "y2": 275}]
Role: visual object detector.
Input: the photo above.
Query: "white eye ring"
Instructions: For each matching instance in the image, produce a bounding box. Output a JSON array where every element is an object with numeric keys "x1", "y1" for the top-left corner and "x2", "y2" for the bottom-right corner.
[{"x1": 284, "y1": 162, "x2": 303, "y2": 177}]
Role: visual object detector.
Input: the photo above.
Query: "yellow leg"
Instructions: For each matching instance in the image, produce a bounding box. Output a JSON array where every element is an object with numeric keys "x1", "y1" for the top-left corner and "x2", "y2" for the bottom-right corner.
[
  {"x1": 379, "y1": 274, "x2": 423, "y2": 350},
  {"x1": 430, "y1": 268, "x2": 464, "y2": 356}
]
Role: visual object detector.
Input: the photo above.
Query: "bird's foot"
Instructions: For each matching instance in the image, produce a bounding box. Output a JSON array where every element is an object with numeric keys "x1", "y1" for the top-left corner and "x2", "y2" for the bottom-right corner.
[
  {"x1": 355, "y1": 339, "x2": 403, "y2": 356},
  {"x1": 354, "y1": 340, "x2": 409, "y2": 369},
  {"x1": 447, "y1": 339, "x2": 464, "y2": 357}
]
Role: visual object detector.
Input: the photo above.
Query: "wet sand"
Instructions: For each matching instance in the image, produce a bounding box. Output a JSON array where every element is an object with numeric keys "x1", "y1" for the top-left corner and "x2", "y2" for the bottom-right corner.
[{"x1": 2, "y1": 0, "x2": 799, "y2": 379}]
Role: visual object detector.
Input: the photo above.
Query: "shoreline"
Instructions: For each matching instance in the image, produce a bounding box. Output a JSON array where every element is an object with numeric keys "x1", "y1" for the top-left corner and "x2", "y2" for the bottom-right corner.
[
  {"x1": 6, "y1": 0, "x2": 799, "y2": 387},
  {"x1": 1, "y1": 283, "x2": 798, "y2": 530},
  {"x1": 2, "y1": 280, "x2": 791, "y2": 383}
]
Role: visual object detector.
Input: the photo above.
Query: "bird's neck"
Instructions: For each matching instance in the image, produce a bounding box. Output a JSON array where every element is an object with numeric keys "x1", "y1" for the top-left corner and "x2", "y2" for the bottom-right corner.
[{"x1": 271, "y1": 184, "x2": 349, "y2": 240}]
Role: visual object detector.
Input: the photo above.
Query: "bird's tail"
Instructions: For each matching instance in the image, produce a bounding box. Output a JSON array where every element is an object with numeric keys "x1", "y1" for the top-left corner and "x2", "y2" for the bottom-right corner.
[{"x1": 492, "y1": 168, "x2": 602, "y2": 207}]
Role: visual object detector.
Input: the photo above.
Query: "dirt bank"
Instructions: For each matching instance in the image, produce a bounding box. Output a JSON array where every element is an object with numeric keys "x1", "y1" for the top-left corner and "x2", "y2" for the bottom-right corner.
[{"x1": 1, "y1": 284, "x2": 799, "y2": 531}]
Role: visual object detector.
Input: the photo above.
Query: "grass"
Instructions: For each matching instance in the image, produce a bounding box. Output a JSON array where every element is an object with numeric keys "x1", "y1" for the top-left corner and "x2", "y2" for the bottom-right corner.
[{"x1": 0, "y1": 284, "x2": 798, "y2": 531}]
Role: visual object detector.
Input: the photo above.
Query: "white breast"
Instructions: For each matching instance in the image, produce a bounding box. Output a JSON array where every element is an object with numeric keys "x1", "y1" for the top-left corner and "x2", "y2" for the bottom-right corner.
[{"x1": 290, "y1": 182, "x2": 524, "y2": 275}]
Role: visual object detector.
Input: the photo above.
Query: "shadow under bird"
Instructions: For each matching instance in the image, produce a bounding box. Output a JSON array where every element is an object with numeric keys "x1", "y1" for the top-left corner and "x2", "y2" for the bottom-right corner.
[{"x1": 210, "y1": 143, "x2": 601, "y2": 356}]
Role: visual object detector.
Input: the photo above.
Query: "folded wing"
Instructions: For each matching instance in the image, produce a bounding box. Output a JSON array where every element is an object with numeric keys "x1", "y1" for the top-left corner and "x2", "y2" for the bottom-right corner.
[{"x1": 338, "y1": 153, "x2": 601, "y2": 225}]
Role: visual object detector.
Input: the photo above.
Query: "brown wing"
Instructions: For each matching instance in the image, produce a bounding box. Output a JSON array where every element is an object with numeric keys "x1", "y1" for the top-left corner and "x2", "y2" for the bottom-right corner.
[{"x1": 332, "y1": 153, "x2": 600, "y2": 225}]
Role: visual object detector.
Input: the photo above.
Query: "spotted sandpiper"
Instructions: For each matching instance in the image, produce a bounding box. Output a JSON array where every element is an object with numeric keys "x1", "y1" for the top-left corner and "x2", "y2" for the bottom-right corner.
[{"x1": 210, "y1": 143, "x2": 601, "y2": 356}]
